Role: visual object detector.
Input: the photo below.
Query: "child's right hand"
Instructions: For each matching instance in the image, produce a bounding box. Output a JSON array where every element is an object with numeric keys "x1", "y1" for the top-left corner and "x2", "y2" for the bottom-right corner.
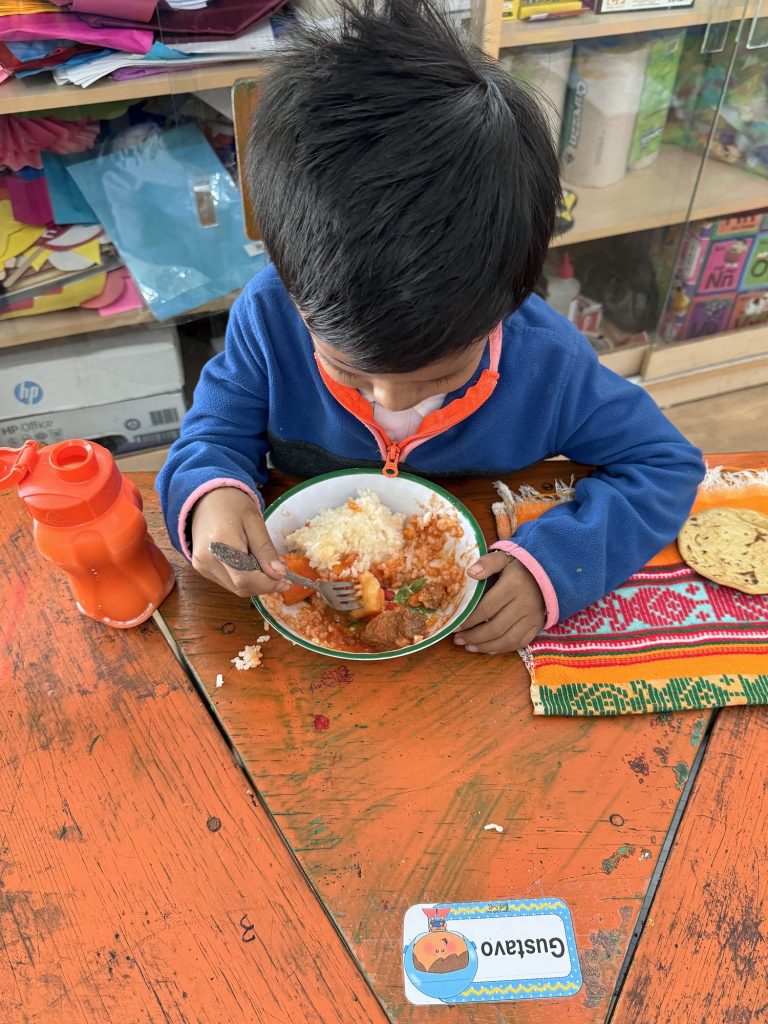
[{"x1": 190, "y1": 486, "x2": 291, "y2": 598}]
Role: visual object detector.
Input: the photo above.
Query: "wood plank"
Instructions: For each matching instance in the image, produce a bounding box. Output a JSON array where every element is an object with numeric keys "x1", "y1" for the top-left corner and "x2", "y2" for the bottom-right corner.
[
  {"x1": 552, "y1": 148, "x2": 768, "y2": 250},
  {"x1": 665, "y1": 383, "x2": 768, "y2": 453},
  {"x1": 0, "y1": 494, "x2": 388, "y2": 1024},
  {"x1": 144, "y1": 458, "x2": 763, "y2": 1023},
  {"x1": 115, "y1": 446, "x2": 171, "y2": 472},
  {"x1": 0, "y1": 64, "x2": 266, "y2": 117},
  {"x1": 233, "y1": 80, "x2": 263, "y2": 243},
  {"x1": 611, "y1": 706, "x2": 768, "y2": 1023},
  {"x1": 599, "y1": 344, "x2": 648, "y2": 378},
  {"x1": 1, "y1": 306, "x2": 155, "y2": 350},
  {"x1": 642, "y1": 325, "x2": 768, "y2": 381},
  {"x1": 499, "y1": 0, "x2": 754, "y2": 47},
  {"x1": 473, "y1": 0, "x2": 504, "y2": 56},
  {"x1": 0, "y1": 292, "x2": 238, "y2": 352},
  {"x1": 643, "y1": 354, "x2": 768, "y2": 408}
]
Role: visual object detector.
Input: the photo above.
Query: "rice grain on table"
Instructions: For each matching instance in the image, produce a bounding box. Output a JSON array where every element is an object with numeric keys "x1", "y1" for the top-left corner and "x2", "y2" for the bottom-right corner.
[
  {"x1": 286, "y1": 490, "x2": 404, "y2": 574},
  {"x1": 232, "y1": 645, "x2": 263, "y2": 670}
]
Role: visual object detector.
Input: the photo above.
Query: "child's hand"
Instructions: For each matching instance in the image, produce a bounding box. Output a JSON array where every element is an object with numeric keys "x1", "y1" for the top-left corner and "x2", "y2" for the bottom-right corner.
[
  {"x1": 453, "y1": 553, "x2": 546, "y2": 654},
  {"x1": 190, "y1": 487, "x2": 290, "y2": 598}
]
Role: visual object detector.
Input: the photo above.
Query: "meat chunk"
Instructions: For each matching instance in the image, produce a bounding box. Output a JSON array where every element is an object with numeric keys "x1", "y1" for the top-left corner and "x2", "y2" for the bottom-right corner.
[
  {"x1": 407, "y1": 581, "x2": 446, "y2": 609},
  {"x1": 362, "y1": 607, "x2": 425, "y2": 649}
]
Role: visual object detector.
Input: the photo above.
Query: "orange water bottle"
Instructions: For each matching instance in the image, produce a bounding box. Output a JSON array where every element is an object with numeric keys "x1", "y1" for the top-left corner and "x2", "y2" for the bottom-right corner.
[{"x1": 0, "y1": 438, "x2": 174, "y2": 628}]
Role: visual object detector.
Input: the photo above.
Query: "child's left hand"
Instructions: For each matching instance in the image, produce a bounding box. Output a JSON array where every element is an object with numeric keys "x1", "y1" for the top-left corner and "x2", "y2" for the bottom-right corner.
[{"x1": 453, "y1": 553, "x2": 546, "y2": 654}]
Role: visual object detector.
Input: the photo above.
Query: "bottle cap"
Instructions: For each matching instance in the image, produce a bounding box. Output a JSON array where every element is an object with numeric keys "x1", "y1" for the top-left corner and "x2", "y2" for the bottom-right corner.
[{"x1": 13, "y1": 439, "x2": 122, "y2": 527}]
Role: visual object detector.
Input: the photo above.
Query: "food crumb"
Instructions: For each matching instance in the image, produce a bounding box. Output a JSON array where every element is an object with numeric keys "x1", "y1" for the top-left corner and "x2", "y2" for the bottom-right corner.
[
  {"x1": 256, "y1": 635, "x2": 270, "y2": 644},
  {"x1": 231, "y1": 645, "x2": 263, "y2": 670},
  {"x1": 262, "y1": 619, "x2": 270, "y2": 631},
  {"x1": 215, "y1": 673, "x2": 224, "y2": 689},
  {"x1": 483, "y1": 823, "x2": 505, "y2": 833}
]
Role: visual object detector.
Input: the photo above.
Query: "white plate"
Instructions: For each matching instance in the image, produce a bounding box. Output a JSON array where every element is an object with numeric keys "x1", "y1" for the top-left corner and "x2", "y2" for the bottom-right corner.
[{"x1": 254, "y1": 469, "x2": 487, "y2": 661}]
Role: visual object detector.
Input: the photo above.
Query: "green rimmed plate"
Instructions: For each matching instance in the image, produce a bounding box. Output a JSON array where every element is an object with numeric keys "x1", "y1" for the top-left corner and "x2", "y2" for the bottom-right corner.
[{"x1": 252, "y1": 469, "x2": 486, "y2": 661}]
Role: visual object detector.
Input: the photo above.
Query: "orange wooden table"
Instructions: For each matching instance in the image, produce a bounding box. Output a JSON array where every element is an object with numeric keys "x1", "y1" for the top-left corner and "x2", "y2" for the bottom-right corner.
[
  {"x1": 3, "y1": 455, "x2": 765, "y2": 1023},
  {"x1": 143, "y1": 452, "x2": 768, "y2": 1024},
  {"x1": 0, "y1": 493, "x2": 387, "y2": 1024}
]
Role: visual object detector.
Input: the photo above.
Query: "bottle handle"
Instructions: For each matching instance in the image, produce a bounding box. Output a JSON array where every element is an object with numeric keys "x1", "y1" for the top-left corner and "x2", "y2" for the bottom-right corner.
[{"x1": 0, "y1": 441, "x2": 39, "y2": 491}]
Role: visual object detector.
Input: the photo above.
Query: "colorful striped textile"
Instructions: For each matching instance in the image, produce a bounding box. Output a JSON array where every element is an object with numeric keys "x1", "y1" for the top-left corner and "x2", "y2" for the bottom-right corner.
[{"x1": 493, "y1": 467, "x2": 768, "y2": 716}]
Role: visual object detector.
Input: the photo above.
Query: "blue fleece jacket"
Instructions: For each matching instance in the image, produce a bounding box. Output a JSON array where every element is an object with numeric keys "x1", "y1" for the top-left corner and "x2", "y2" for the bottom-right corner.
[{"x1": 157, "y1": 264, "x2": 705, "y2": 624}]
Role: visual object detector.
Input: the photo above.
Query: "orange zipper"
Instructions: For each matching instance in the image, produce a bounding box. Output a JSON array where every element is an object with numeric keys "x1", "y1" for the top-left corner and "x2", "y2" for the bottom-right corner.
[
  {"x1": 383, "y1": 443, "x2": 401, "y2": 477},
  {"x1": 313, "y1": 324, "x2": 503, "y2": 478}
]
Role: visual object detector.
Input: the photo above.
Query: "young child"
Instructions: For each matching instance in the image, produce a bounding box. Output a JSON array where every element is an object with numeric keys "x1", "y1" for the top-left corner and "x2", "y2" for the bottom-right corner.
[{"x1": 157, "y1": 0, "x2": 705, "y2": 655}]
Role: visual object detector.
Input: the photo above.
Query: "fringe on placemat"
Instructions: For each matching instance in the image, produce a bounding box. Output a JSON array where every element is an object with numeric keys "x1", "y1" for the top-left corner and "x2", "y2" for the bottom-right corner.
[
  {"x1": 492, "y1": 465, "x2": 768, "y2": 538},
  {"x1": 702, "y1": 465, "x2": 768, "y2": 491},
  {"x1": 491, "y1": 477, "x2": 575, "y2": 537},
  {"x1": 501, "y1": 463, "x2": 768, "y2": 695}
]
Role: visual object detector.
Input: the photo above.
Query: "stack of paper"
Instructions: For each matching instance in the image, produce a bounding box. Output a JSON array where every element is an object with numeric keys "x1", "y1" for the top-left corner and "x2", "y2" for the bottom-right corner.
[
  {"x1": 170, "y1": 20, "x2": 277, "y2": 54},
  {"x1": 52, "y1": 25, "x2": 278, "y2": 88},
  {"x1": 0, "y1": 0, "x2": 289, "y2": 88},
  {"x1": 165, "y1": 0, "x2": 213, "y2": 9}
]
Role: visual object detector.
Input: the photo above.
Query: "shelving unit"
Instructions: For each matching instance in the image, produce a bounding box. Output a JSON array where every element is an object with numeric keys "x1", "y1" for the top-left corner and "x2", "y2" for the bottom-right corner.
[
  {"x1": 552, "y1": 146, "x2": 768, "y2": 248},
  {"x1": 476, "y1": 0, "x2": 768, "y2": 405},
  {"x1": 2, "y1": 3, "x2": 768, "y2": 413},
  {"x1": 497, "y1": 0, "x2": 754, "y2": 48},
  {"x1": 0, "y1": 60, "x2": 265, "y2": 116},
  {"x1": 1, "y1": 292, "x2": 238, "y2": 351}
]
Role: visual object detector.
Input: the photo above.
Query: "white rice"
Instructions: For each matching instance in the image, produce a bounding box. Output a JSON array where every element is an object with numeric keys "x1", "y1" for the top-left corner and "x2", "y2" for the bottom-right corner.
[
  {"x1": 286, "y1": 489, "x2": 404, "y2": 574},
  {"x1": 232, "y1": 644, "x2": 263, "y2": 670}
]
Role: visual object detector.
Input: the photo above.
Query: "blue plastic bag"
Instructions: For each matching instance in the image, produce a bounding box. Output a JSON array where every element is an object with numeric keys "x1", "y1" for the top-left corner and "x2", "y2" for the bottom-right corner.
[
  {"x1": 41, "y1": 152, "x2": 99, "y2": 225},
  {"x1": 68, "y1": 122, "x2": 265, "y2": 319}
]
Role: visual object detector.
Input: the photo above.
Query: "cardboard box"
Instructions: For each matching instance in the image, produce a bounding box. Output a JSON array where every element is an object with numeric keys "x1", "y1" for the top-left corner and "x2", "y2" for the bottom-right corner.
[
  {"x1": 0, "y1": 326, "x2": 185, "y2": 455},
  {"x1": 0, "y1": 390, "x2": 186, "y2": 455},
  {"x1": 1, "y1": 326, "x2": 182, "y2": 416}
]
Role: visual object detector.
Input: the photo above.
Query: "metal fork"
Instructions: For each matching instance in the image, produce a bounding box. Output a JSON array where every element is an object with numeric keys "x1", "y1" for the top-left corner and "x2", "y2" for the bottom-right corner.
[{"x1": 209, "y1": 541, "x2": 362, "y2": 612}]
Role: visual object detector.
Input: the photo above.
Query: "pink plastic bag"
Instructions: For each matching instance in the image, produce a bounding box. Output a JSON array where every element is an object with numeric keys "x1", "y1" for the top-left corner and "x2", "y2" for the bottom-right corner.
[{"x1": 0, "y1": 13, "x2": 153, "y2": 54}]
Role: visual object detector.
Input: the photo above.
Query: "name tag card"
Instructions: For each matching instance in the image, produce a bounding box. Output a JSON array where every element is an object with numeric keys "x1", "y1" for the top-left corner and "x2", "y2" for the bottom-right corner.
[{"x1": 402, "y1": 898, "x2": 582, "y2": 1005}]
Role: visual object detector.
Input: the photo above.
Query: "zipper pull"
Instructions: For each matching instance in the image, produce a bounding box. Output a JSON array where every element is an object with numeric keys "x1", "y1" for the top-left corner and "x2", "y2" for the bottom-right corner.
[{"x1": 383, "y1": 443, "x2": 401, "y2": 477}]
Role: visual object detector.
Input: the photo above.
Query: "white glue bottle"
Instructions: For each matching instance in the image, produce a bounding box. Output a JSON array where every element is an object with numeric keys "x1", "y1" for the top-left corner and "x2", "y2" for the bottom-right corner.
[{"x1": 547, "y1": 253, "x2": 580, "y2": 320}]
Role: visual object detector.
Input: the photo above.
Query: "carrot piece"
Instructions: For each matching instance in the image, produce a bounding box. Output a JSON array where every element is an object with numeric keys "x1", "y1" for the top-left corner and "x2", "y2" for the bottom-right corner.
[{"x1": 282, "y1": 554, "x2": 319, "y2": 606}]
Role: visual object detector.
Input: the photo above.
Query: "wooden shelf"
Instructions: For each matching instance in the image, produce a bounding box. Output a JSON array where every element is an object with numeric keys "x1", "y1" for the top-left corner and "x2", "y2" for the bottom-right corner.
[
  {"x1": 499, "y1": 0, "x2": 752, "y2": 48},
  {"x1": 0, "y1": 60, "x2": 265, "y2": 116},
  {"x1": 643, "y1": 322, "x2": 768, "y2": 379},
  {"x1": 552, "y1": 145, "x2": 768, "y2": 248},
  {"x1": 0, "y1": 292, "x2": 238, "y2": 350}
]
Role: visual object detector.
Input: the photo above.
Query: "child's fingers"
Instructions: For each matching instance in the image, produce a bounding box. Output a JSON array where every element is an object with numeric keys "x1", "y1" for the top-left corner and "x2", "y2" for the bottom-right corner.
[
  {"x1": 458, "y1": 617, "x2": 541, "y2": 655},
  {"x1": 454, "y1": 602, "x2": 526, "y2": 648},
  {"x1": 466, "y1": 551, "x2": 510, "y2": 580},
  {"x1": 459, "y1": 556, "x2": 521, "y2": 631},
  {"x1": 193, "y1": 548, "x2": 289, "y2": 598},
  {"x1": 459, "y1": 585, "x2": 512, "y2": 632},
  {"x1": 225, "y1": 567, "x2": 291, "y2": 598},
  {"x1": 243, "y1": 510, "x2": 287, "y2": 580}
]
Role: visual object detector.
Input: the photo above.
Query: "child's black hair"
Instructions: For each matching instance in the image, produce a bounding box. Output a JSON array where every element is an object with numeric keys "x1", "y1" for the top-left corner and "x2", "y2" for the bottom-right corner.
[{"x1": 247, "y1": 0, "x2": 561, "y2": 373}]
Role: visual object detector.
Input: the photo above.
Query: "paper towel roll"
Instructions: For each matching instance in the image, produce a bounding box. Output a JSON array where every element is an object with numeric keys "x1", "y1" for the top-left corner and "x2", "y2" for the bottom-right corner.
[
  {"x1": 501, "y1": 43, "x2": 573, "y2": 147},
  {"x1": 562, "y1": 37, "x2": 650, "y2": 189}
]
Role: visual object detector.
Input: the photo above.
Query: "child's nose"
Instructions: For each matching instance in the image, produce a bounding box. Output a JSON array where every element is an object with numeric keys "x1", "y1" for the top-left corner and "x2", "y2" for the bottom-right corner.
[{"x1": 371, "y1": 382, "x2": 423, "y2": 412}]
